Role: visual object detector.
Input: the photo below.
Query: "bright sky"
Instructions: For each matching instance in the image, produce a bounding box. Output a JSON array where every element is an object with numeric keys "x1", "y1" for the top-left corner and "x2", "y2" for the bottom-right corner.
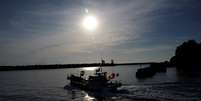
[{"x1": 0, "y1": 0, "x2": 201, "y2": 65}]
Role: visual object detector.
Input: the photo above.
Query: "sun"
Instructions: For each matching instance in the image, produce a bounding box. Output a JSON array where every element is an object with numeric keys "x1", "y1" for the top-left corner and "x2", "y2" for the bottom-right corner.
[{"x1": 82, "y1": 15, "x2": 98, "y2": 31}]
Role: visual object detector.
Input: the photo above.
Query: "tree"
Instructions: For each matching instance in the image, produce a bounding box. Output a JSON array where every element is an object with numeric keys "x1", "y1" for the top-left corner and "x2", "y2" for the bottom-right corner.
[{"x1": 173, "y1": 40, "x2": 201, "y2": 71}]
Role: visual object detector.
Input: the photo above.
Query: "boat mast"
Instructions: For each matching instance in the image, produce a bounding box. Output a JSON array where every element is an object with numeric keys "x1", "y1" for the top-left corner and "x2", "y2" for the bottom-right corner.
[{"x1": 100, "y1": 58, "x2": 105, "y2": 72}]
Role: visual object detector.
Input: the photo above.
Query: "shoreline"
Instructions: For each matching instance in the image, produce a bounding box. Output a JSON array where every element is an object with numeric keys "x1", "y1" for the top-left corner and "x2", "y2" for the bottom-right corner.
[{"x1": 0, "y1": 62, "x2": 156, "y2": 71}]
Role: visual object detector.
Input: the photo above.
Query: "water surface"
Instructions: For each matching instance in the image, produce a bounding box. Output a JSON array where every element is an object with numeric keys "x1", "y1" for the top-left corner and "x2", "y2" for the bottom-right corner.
[{"x1": 0, "y1": 65, "x2": 201, "y2": 101}]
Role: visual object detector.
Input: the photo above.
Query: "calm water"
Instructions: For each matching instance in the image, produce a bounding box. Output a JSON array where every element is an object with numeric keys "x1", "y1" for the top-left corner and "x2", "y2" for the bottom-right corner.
[{"x1": 0, "y1": 65, "x2": 201, "y2": 101}]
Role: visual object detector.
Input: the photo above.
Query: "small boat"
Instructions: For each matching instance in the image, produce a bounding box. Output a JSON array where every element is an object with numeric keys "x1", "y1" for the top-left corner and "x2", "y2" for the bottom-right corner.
[
  {"x1": 67, "y1": 67, "x2": 122, "y2": 92},
  {"x1": 136, "y1": 67, "x2": 156, "y2": 79},
  {"x1": 136, "y1": 63, "x2": 167, "y2": 79}
]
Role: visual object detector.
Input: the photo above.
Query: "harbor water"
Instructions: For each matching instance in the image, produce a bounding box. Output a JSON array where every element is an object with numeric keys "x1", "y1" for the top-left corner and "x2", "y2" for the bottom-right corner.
[{"x1": 0, "y1": 65, "x2": 201, "y2": 101}]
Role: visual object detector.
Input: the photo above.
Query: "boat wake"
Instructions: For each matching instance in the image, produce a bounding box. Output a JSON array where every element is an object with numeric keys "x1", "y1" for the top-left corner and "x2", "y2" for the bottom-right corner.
[
  {"x1": 119, "y1": 82, "x2": 201, "y2": 101},
  {"x1": 64, "y1": 84, "x2": 160, "y2": 101},
  {"x1": 64, "y1": 81, "x2": 201, "y2": 101}
]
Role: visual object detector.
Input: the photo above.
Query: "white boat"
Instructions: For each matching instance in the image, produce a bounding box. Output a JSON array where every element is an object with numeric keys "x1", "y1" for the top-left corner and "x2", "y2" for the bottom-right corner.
[{"x1": 67, "y1": 67, "x2": 122, "y2": 92}]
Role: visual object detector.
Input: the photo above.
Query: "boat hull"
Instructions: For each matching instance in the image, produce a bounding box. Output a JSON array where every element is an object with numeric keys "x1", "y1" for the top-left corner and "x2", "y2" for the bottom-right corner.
[{"x1": 67, "y1": 75, "x2": 121, "y2": 92}]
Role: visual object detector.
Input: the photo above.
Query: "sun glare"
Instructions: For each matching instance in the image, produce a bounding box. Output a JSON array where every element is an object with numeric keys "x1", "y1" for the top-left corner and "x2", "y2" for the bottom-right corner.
[
  {"x1": 82, "y1": 15, "x2": 98, "y2": 31},
  {"x1": 82, "y1": 67, "x2": 99, "y2": 71}
]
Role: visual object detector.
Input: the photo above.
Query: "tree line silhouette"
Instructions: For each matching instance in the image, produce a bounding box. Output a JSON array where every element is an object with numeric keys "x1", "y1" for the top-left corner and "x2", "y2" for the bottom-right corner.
[{"x1": 170, "y1": 40, "x2": 201, "y2": 72}]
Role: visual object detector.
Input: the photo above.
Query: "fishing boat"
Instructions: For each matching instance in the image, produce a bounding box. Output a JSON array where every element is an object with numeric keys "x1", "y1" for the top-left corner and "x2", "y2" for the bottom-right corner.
[{"x1": 67, "y1": 67, "x2": 122, "y2": 92}]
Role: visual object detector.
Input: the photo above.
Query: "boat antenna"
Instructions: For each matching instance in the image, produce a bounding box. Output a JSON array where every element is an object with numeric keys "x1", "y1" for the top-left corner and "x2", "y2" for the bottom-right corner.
[{"x1": 100, "y1": 58, "x2": 104, "y2": 72}]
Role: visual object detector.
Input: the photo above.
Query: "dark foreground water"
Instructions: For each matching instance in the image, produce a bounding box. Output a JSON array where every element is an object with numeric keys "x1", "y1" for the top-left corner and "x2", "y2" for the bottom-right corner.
[{"x1": 0, "y1": 65, "x2": 201, "y2": 101}]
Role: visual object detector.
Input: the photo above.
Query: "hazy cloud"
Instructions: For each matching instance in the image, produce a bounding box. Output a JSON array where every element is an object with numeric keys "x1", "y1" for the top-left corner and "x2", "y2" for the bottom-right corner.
[{"x1": 0, "y1": 0, "x2": 201, "y2": 65}]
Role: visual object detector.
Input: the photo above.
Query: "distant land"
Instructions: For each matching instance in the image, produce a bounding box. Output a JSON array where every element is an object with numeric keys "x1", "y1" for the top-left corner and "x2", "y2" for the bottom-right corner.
[
  {"x1": 2, "y1": 39, "x2": 200, "y2": 71},
  {"x1": 0, "y1": 62, "x2": 156, "y2": 71}
]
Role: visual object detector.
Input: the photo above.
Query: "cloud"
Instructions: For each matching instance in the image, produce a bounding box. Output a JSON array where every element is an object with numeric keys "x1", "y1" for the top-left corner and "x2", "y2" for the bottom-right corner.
[{"x1": 1, "y1": 0, "x2": 201, "y2": 65}]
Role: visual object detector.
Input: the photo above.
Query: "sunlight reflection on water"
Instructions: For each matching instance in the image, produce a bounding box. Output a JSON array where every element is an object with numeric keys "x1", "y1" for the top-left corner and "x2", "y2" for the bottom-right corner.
[
  {"x1": 84, "y1": 93, "x2": 95, "y2": 101},
  {"x1": 82, "y1": 67, "x2": 99, "y2": 71}
]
